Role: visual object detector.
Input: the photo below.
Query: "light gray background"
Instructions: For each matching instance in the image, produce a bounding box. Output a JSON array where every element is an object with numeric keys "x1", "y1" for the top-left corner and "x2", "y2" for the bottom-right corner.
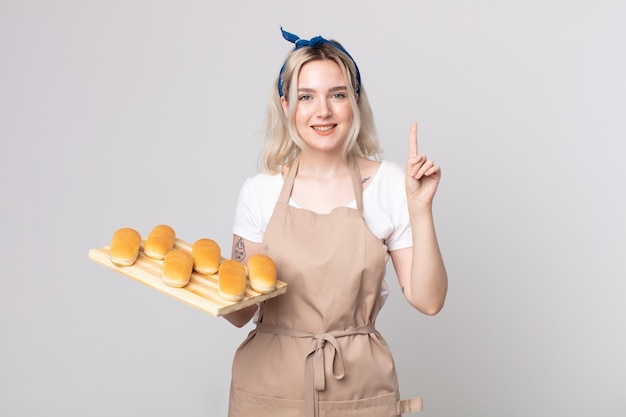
[{"x1": 1, "y1": 1, "x2": 625, "y2": 416}]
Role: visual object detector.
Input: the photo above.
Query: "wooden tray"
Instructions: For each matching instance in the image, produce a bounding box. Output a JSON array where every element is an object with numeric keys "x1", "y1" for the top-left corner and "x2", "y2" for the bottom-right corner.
[{"x1": 88, "y1": 238, "x2": 287, "y2": 317}]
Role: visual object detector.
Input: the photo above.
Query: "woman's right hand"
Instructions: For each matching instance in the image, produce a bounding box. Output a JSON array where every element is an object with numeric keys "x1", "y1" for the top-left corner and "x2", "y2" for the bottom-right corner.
[{"x1": 223, "y1": 235, "x2": 262, "y2": 327}]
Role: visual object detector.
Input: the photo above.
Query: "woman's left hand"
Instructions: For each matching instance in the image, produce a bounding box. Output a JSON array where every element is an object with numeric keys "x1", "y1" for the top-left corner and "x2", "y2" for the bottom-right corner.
[{"x1": 405, "y1": 122, "x2": 441, "y2": 207}]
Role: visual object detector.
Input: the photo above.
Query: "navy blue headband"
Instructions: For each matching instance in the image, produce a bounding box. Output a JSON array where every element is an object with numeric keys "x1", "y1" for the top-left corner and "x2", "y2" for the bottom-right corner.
[{"x1": 277, "y1": 27, "x2": 362, "y2": 97}]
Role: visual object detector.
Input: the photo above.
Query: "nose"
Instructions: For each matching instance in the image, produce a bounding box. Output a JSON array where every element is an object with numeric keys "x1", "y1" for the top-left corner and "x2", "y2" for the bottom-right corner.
[{"x1": 317, "y1": 99, "x2": 332, "y2": 118}]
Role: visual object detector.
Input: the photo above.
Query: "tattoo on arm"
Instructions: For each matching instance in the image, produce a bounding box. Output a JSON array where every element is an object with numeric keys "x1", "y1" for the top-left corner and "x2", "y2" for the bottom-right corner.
[
  {"x1": 401, "y1": 286, "x2": 405, "y2": 293},
  {"x1": 234, "y1": 237, "x2": 246, "y2": 262},
  {"x1": 361, "y1": 176, "x2": 371, "y2": 184}
]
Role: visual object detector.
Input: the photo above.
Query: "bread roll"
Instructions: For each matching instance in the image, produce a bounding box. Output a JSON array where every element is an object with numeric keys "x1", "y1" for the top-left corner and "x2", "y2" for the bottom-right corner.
[
  {"x1": 192, "y1": 238, "x2": 221, "y2": 275},
  {"x1": 109, "y1": 227, "x2": 142, "y2": 267},
  {"x1": 218, "y1": 260, "x2": 247, "y2": 302},
  {"x1": 144, "y1": 224, "x2": 175, "y2": 259},
  {"x1": 247, "y1": 254, "x2": 277, "y2": 294},
  {"x1": 162, "y1": 249, "x2": 193, "y2": 288}
]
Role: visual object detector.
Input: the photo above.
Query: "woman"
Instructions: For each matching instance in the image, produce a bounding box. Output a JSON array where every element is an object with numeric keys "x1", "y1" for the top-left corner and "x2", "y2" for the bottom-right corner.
[{"x1": 225, "y1": 28, "x2": 447, "y2": 417}]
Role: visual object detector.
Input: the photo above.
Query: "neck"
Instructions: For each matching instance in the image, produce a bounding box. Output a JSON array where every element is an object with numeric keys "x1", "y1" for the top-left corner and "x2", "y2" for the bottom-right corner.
[{"x1": 297, "y1": 151, "x2": 351, "y2": 179}]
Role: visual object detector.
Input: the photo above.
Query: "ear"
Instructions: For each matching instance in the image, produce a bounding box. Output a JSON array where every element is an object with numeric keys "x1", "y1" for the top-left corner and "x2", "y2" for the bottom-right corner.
[{"x1": 280, "y1": 96, "x2": 289, "y2": 117}]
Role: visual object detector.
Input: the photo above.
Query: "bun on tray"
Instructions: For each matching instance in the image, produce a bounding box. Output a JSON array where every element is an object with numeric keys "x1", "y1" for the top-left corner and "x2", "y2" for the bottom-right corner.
[
  {"x1": 109, "y1": 227, "x2": 142, "y2": 267},
  {"x1": 144, "y1": 225, "x2": 175, "y2": 259},
  {"x1": 192, "y1": 238, "x2": 221, "y2": 275},
  {"x1": 247, "y1": 254, "x2": 277, "y2": 294},
  {"x1": 218, "y1": 260, "x2": 247, "y2": 302},
  {"x1": 162, "y1": 249, "x2": 193, "y2": 288}
]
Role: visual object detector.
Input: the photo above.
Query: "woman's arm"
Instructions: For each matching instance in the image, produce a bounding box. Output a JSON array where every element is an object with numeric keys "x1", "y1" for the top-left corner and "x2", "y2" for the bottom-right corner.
[
  {"x1": 223, "y1": 235, "x2": 263, "y2": 327},
  {"x1": 390, "y1": 210, "x2": 447, "y2": 315},
  {"x1": 390, "y1": 122, "x2": 448, "y2": 315}
]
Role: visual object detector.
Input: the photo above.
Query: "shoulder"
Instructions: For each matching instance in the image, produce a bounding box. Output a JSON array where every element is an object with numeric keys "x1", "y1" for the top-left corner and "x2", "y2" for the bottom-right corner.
[
  {"x1": 356, "y1": 156, "x2": 404, "y2": 176},
  {"x1": 369, "y1": 159, "x2": 406, "y2": 192},
  {"x1": 363, "y1": 160, "x2": 407, "y2": 219},
  {"x1": 233, "y1": 172, "x2": 283, "y2": 242},
  {"x1": 239, "y1": 171, "x2": 283, "y2": 194},
  {"x1": 235, "y1": 171, "x2": 283, "y2": 212},
  {"x1": 378, "y1": 159, "x2": 406, "y2": 178},
  {"x1": 360, "y1": 159, "x2": 411, "y2": 249}
]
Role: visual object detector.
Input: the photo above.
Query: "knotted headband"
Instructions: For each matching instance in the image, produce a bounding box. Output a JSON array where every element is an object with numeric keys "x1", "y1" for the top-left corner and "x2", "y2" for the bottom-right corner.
[{"x1": 277, "y1": 27, "x2": 362, "y2": 97}]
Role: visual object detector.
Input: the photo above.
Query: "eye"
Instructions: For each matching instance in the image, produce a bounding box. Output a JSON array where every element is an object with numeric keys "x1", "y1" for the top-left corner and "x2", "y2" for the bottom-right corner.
[
  {"x1": 331, "y1": 92, "x2": 347, "y2": 100},
  {"x1": 298, "y1": 94, "x2": 313, "y2": 101}
]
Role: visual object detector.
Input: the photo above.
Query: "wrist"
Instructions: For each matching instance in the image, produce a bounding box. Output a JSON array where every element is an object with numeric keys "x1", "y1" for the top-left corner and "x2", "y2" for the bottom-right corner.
[{"x1": 408, "y1": 200, "x2": 433, "y2": 216}]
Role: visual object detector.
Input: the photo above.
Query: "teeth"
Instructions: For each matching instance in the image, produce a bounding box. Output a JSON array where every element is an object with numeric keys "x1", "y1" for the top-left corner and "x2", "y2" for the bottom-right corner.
[{"x1": 313, "y1": 125, "x2": 334, "y2": 131}]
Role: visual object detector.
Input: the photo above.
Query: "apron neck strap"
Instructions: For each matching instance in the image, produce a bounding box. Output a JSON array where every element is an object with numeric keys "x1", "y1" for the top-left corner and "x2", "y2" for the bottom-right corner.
[
  {"x1": 348, "y1": 155, "x2": 364, "y2": 213},
  {"x1": 278, "y1": 154, "x2": 364, "y2": 214},
  {"x1": 278, "y1": 155, "x2": 300, "y2": 204}
]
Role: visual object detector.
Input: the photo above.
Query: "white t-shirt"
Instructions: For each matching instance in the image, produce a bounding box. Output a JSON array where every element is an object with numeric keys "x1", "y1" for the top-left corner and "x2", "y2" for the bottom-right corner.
[
  {"x1": 233, "y1": 160, "x2": 413, "y2": 254},
  {"x1": 232, "y1": 159, "x2": 412, "y2": 308}
]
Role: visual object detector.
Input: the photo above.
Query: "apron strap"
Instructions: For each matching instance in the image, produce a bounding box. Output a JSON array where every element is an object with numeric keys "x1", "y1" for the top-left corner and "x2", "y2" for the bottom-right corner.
[
  {"x1": 277, "y1": 155, "x2": 300, "y2": 204},
  {"x1": 256, "y1": 323, "x2": 375, "y2": 417},
  {"x1": 277, "y1": 154, "x2": 365, "y2": 214},
  {"x1": 397, "y1": 397, "x2": 424, "y2": 414},
  {"x1": 348, "y1": 154, "x2": 364, "y2": 214}
]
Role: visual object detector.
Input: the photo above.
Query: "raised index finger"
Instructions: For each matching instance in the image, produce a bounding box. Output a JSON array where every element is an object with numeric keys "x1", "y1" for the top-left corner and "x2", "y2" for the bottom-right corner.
[{"x1": 408, "y1": 121, "x2": 419, "y2": 157}]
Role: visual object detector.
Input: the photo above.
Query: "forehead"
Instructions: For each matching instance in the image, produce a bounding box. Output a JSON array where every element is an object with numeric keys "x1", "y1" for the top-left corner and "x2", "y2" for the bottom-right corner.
[{"x1": 297, "y1": 59, "x2": 346, "y2": 89}]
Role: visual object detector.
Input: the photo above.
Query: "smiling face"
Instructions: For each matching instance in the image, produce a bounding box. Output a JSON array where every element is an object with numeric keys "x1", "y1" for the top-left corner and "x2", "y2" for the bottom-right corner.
[{"x1": 283, "y1": 59, "x2": 354, "y2": 156}]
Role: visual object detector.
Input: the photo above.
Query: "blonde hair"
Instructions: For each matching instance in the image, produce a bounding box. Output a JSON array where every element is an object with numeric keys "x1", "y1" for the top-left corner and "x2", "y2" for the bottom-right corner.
[{"x1": 259, "y1": 42, "x2": 381, "y2": 174}]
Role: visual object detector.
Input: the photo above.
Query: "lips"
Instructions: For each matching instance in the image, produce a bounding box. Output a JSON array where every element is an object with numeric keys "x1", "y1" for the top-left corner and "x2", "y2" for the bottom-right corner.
[{"x1": 311, "y1": 124, "x2": 337, "y2": 132}]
